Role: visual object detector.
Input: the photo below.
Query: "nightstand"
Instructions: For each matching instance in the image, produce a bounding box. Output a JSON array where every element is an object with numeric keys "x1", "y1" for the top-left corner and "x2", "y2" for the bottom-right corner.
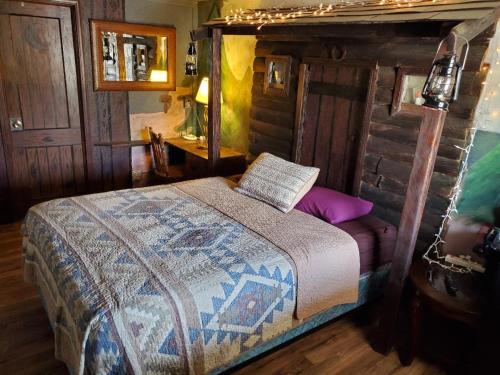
[{"x1": 400, "y1": 260, "x2": 486, "y2": 368}]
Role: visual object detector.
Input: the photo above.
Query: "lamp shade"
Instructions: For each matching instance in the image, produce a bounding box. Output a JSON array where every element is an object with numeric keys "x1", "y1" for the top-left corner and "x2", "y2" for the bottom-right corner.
[{"x1": 195, "y1": 77, "x2": 209, "y2": 105}]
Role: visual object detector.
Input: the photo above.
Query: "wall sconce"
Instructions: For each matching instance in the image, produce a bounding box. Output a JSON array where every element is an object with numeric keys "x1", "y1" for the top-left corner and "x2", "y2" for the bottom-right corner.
[
  {"x1": 422, "y1": 43, "x2": 468, "y2": 111},
  {"x1": 185, "y1": 41, "x2": 198, "y2": 76}
]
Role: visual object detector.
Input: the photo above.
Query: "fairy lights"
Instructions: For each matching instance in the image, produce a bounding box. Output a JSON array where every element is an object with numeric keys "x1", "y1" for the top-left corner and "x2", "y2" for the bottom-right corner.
[
  {"x1": 423, "y1": 40, "x2": 500, "y2": 273},
  {"x1": 225, "y1": 1, "x2": 436, "y2": 30}
]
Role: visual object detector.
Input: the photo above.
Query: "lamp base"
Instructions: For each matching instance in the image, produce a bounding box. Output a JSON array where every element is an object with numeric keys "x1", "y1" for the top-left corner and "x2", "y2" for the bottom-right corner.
[{"x1": 423, "y1": 97, "x2": 449, "y2": 111}]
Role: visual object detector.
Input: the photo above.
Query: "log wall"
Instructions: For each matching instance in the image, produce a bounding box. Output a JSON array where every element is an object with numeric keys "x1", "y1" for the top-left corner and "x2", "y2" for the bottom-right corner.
[{"x1": 249, "y1": 23, "x2": 493, "y2": 250}]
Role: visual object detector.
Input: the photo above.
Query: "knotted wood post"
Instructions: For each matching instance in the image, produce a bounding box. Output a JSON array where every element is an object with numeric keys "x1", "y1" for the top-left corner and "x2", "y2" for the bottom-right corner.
[
  {"x1": 374, "y1": 107, "x2": 447, "y2": 354},
  {"x1": 208, "y1": 28, "x2": 222, "y2": 175}
]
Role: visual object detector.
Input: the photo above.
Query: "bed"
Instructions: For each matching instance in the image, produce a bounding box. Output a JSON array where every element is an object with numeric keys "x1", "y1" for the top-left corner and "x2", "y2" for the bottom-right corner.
[{"x1": 22, "y1": 177, "x2": 395, "y2": 374}]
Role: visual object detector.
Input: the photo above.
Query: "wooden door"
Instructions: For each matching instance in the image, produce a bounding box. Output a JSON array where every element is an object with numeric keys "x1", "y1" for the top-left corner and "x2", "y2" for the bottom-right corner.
[
  {"x1": 294, "y1": 62, "x2": 375, "y2": 194},
  {"x1": 0, "y1": 1, "x2": 86, "y2": 218}
]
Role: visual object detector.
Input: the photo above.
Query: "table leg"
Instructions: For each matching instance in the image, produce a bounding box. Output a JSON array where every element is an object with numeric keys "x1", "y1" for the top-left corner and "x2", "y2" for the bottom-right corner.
[{"x1": 400, "y1": 292, "x2": 422, "y2": 366}]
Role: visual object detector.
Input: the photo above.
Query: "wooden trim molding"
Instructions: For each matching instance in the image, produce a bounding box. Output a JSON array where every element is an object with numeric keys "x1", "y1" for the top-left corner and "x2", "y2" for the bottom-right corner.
[
  {"x1": 208, "y1": 28, "x2": 222, "y2": 173},
  {"x1": 352, "y1": 64, "x2": 379, "y2": 196},
  {"x1": 292, "y1": 63, "x2": 310, "y2": 163}
]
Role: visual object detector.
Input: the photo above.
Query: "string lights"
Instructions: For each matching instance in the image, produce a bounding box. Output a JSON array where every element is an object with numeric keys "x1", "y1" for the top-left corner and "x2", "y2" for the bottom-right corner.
[
  {"x1": 224, "y1": 0, "x2": 437, "y2": 30},
  {"x1": 423, "y1": 40, "x2": 500, "y2": 273},
  {"x1": 224, "y1": 2, "x2": 498, "y2": 275}
]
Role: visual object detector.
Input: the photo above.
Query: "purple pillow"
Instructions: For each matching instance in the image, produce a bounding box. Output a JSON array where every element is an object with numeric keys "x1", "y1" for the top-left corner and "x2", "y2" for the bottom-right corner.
[{"x1": 295, "y1": 186, "x2": 373, "y2": 224}]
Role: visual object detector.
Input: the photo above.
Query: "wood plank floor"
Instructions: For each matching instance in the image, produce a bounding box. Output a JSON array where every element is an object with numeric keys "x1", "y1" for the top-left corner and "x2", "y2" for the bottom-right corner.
[{"x1": 0, "y1": 222, "x2": 445, "y2": 374}]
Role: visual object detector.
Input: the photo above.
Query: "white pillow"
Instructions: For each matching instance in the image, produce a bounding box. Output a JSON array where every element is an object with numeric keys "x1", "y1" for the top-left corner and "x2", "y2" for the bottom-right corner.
[{"x1": 235, "y1": 153, "x2": 320, "y2": 213}]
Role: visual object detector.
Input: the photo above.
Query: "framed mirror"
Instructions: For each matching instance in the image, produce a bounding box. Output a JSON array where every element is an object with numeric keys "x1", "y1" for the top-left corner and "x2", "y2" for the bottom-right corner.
[
  {"x1": 264, "y1": 55, "x2": 292, "y2": 97},
  {"x1": 392, "y1": 66, "x2": 428, "y2": 115},
  {"x1": 91, "y1": 20, "x2": 176, "y2": 91}
]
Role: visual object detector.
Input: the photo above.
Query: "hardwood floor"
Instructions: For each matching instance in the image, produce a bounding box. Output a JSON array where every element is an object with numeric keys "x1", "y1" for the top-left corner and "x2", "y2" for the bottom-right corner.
[{"x1": 0, "y1": 222, "x2": 445, "y2": 375}]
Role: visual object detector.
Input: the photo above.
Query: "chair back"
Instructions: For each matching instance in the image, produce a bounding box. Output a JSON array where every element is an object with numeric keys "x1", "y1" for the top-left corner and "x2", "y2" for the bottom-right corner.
[{"x1": 149, "y1": 127, "x2": 169, "y2": 177}]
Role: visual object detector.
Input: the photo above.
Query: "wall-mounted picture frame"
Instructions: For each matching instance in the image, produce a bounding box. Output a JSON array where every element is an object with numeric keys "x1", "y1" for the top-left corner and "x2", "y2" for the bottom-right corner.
[
  {"x1": 392, "y1": 66, "x2": 428, "y2": 115},
  {"x1": 264, "y1": 55, "x2": 292, "y2": 97},
  {"x1": 91, "y1": 20, "x2": 176, "y2": 91}
]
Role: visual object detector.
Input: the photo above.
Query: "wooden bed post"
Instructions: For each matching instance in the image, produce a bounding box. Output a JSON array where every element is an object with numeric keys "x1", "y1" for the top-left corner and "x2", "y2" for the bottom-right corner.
[
  {"x1": 374, "y1": 107, "x2": 447, "y2": 354},
  {"x1": 373, "y1": 12, "x2": 499, "y2": 355},
  {"x1": 208, "y1": 28, "x2": 222, "y2": 175}
]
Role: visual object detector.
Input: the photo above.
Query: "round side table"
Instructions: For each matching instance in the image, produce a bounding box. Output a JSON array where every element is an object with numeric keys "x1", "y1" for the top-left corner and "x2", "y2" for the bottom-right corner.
[{"x1": 400, "y1": 260, "x2": 485, "y2": 367}]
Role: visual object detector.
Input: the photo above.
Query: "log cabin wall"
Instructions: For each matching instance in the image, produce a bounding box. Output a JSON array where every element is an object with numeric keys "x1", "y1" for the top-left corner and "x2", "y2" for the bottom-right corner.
[{"x1": 249, "y1": 23, "x2": 493, "y2": 251}]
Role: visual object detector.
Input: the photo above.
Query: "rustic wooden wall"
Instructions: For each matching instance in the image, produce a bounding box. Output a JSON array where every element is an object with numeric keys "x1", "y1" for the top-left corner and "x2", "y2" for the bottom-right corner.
[
  {"x1": 249, "y1": 23, "x2": 493, "y2": 251},
  {"x1": 79, "y1": 0, "x2": 131, "y2": 192},
  {"x1": 0, "y1": 0, "x2": 130, "y2": 223},
  {"x1": 0, "y1": 131, "x2": 8, "y2": 223}
]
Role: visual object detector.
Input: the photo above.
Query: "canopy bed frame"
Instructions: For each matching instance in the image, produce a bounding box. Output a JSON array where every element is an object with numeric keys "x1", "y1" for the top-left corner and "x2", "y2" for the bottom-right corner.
[
  {"x1": 193, "y1": 0, "x2": 500, "y2": 355},
  {"x1": 16, "y1": 2, "x2": 500, "y2": 374}
]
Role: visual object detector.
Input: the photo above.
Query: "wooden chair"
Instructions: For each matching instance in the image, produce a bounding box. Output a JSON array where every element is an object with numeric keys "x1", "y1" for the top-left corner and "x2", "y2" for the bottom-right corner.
[{"x1": 148, "y1": 127, "x2": 183, "y2": 183}]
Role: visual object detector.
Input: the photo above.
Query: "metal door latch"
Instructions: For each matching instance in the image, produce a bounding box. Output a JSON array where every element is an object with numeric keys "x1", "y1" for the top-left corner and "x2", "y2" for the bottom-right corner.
[{"x1": 9, "y1": 117, "x2": 23, "y2": 131}]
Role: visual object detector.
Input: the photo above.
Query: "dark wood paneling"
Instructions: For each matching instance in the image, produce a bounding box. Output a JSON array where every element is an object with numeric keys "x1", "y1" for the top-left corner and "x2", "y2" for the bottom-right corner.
[
  {"x1": 375, "y1": 108, "x2": 447, "y2": 354},
  {"x1": 314, "y1": 65, "x2": 338, "y2": 187},
  {"x1": 78, "y1": 0, "x2": 131, "y2": 192},
  {"x1": 0, "y1": 36, "x2": 9, "y2": 222},
  {"x1": 249, "y1": 26, "x2": 490, "y2": 249},
  {"x1": 0, "y1": 2, "x2": 86, "y2": 216},
  {"x1": 298, "y1": 64, "x2": 323, "y2": 165},
  {"x1": 0, "y1": 0, "x2": 130, "y2": 221},
  {"x1": 295, "y1": 62, "x2": 373, "y2": 194},
  {"x1": 208, "y1": 28, "x2": 222, "y2": 172}
]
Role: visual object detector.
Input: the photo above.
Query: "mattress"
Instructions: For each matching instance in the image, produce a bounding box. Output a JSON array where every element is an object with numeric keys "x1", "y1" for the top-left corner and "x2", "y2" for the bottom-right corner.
[{"x1": 335, "y1": 215, "x2": 397, "y2": 275}]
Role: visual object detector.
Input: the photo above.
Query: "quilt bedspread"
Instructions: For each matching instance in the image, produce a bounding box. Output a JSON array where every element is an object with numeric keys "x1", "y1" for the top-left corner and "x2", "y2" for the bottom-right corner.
[{"x1": 22, "y1": 182, "x2": 296, "y2": 374}]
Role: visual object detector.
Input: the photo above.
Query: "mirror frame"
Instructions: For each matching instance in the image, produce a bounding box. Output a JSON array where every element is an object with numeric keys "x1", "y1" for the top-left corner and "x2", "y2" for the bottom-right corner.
[
  {"x1": 91, "y1": 20, "x2": 176, "y2": 91},
  {"x1": 391, "y1": 66, "x2": 428, "y2": 115},
  {"x1": 264, "y1": 55, "x2": 292, "y2": 97}
]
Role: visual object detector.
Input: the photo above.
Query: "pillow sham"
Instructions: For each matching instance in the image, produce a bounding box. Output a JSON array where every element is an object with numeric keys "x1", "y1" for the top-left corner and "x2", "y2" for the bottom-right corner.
[
  {"x1": 235, "y1": 152, "x2": 319, "y2": 213},
  {"x1": 295, "y1": 186, "x2": 373, "y2": 224}
]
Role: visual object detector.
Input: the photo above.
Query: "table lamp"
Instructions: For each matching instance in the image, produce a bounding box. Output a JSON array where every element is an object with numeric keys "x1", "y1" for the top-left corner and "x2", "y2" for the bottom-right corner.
[{"x1": 195, "y1": 77, "x2": 210, "y2": 149}]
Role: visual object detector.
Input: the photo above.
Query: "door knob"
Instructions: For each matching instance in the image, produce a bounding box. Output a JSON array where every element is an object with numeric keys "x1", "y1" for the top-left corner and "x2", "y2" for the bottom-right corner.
[{"x1": 9, "y1": 118, "x2": 23, "y2": 131}]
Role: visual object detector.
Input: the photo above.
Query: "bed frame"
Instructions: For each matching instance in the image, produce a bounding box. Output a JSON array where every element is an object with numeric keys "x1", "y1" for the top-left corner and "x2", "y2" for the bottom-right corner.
[
  {"x1": 192, "y1": 2, "x2": 500, "y2": 355},
  {"x1": 215, "y1": 264, "x2": 391, "y2": 374}
]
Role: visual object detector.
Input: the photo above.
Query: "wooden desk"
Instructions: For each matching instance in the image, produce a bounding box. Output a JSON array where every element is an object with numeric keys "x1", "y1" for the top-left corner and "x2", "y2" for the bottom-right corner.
[
  {"x1": 95, "y1": 137, "x2": 243, "y2": 160},
  {"x1": 164, "y1": 137, "x2": 246, "y2": 178},
  {"x1": 164, "y1": 137, "x2": 243, "y2": 160},
  {"x1": 95, "y1": 137, "x2": 247, "y2": 181}
]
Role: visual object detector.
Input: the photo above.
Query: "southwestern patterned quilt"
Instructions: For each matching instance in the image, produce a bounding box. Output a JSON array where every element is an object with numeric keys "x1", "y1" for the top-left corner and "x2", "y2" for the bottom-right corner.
[{"x1": 22, "y1": 177, "x2": 359, "y2": 374}]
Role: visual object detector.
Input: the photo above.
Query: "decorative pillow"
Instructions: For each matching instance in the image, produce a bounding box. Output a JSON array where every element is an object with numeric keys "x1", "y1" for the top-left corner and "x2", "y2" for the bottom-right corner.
[
  {"x1": 295, "y1": 186, "x2": 373, "y2": 224},
  {"x1": 235, "y1": 153, "x2": 319, "y2": 213}
]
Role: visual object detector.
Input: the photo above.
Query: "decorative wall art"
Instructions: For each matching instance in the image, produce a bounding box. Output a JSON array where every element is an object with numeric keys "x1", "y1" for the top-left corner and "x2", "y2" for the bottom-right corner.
[{"x1": 264, "y1": 55, "x2": 292, "y2": 97}]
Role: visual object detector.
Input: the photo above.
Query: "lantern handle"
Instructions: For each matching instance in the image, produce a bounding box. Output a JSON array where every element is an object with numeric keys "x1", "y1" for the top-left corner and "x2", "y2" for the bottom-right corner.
[
  {"x1": 430, "y1": 39, "x2": 447, "y2": 67},
  {"x1": 455, "y1": 34, "x2": 470, "y2": 70},
  {"x1": 431, "y1": 34, "x2": 469, "y2": 68},
  {"x1": 451, "y1": 35, "x2": 470, "y2": 103}
]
